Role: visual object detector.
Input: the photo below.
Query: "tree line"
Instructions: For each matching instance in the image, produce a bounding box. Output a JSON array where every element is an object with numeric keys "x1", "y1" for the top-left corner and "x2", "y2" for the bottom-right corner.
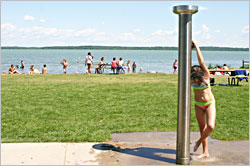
[{"x1": 1, "y1": 46, "x2": 249, "y2": 51}]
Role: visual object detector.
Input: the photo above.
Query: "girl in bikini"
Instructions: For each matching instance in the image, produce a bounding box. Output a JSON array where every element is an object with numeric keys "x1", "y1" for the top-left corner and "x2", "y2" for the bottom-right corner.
[{"x1": 191, "y1": 40, "x2": 216, "y2": 159}]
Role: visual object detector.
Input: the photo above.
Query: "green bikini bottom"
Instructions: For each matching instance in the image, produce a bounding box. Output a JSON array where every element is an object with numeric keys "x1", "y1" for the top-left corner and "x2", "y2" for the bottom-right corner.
[{"x1": 194, "y1": 100, "x2": 214, "y2": 106}]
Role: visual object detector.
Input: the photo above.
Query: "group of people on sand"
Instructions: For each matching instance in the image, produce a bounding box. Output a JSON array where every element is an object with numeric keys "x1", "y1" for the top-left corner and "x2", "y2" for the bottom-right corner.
[
  {"x1": 8, "y1": 60, "x2": 47, "y2": 75},
  {"x1": 29, "y1": 64, "x2": 47, "y2": 74},
  {"x1": 9, "y1": 64, "x2": 21, "y2": 74},
  {"x1": 8, "y1": 60, "x2": 25, "y2": 74},
  {"x1": 110, "y1": 57, "x2": 137, "y2": 74},
  {"x1": 8, "y1": 52, "x2": 140, "y2": 75},
  {"x1": 84, "y1": 52, "x2": 137, "y2": 75}
]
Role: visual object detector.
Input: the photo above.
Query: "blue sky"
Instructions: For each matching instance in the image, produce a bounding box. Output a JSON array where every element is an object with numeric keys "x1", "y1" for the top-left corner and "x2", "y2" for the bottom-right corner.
[{"x1": 1, "y1": 1, "x2": 249, "y2": 47}]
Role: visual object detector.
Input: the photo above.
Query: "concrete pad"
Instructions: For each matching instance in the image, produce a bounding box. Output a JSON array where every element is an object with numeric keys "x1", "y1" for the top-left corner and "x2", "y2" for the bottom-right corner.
[
  {"x1": 92, "y1": 131, "x2": 249, "y2": 165},
  {"x1": 64, "y1": 143, "x2": 102, "y2": 165},
  {"x1": 1, "y1": 142, "x2": 102, "y2": 165},
  {"x1": 1, "y1": 132, "x2": 249, "y2": 165},
  {"x1": 1, "y1": 143, "x2": 66, "y2": 165},
  {"x1": 94, "y1": 143, "x2": 177, "y2": 165}
]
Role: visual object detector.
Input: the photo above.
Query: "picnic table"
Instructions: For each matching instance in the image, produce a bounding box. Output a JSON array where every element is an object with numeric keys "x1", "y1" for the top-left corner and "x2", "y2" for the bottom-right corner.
[
  {"x1": 94, "y1": 63, "x2": 112, "y2": 74},
  {"x1": 95, "y1": 63, "x2": 125, "y2": 74},
  {"x1": 209, "y1": 69, "x2": 249, "y2": 86}
]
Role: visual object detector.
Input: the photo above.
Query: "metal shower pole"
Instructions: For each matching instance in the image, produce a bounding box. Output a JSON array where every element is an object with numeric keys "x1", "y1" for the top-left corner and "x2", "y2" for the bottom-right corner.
[{"x1": 173, "y1": 5, "x2": 198, "y2": 165}]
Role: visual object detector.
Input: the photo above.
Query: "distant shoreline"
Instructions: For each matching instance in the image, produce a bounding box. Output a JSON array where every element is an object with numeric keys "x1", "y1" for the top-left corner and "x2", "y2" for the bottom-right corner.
[{"x1": 1, "y1": 46, "x2": 249, "y2": 51}]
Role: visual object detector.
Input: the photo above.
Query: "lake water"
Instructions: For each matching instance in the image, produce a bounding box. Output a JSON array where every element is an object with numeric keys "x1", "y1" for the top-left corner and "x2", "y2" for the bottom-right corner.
[{"x1": 1, "y1": 49, "x2": 249, "y2": 74}]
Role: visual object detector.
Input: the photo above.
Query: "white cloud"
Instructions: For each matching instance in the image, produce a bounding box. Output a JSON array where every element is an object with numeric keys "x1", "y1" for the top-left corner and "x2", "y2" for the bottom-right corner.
[
  {"x1": 202, "y1": 24, "x2": 209, "y2": 32},
  {"x1": 194, "y1": 30, "x2": 202, "y2": 35},
  {"x1": 8, "y1": 34, "x2": 16, "y2": 38},
  {"x1": 96, "y1": 32, "x2": 106, "y2": 35},
  {"x1": 2, "y1": 22, "x2": 248, "y2": 48},
  {"x1": 193, "y1": 24, "x2": 212, "y2": 42},
  {"x1": 242, "y1": 25, "x2": 249, "y2": 33},
  {"x1": 2, "y1": 23, "x2": 99, "y2": 46},
  {"x1": 205, "y1": 34, "x2": 212, "y2": 39},
  {"x1": 75, "y1": 29, "x2": 96, "y2": 36},
  {"x1": 133, "y1": 29, "x2": 141, "y2": 33},
  {"x1": 92, "y1": 35, "x2": 108, "y2": 42},
  {"x1": 101, "y1": 21, "x2": 105, "y2": 25},
  {"x1": 215, "y1": 30, "x2": 221, "y2": 33},
  {"x1": 90, "y1": 32, "x2": 108, "y2": 41},
  {"x1": 24, "y1": 15, "x2": 35, "y2": 21},
  {"x1": 152, "y1": 29, "x2": 175, "y2": 36},
  {"x1": 40, "y1": 19, "x2": 45, "y2": 23},
  {"x1": 120, "y1": 33, "x2": 136, "y2": 41},
  {"x1": 199, "y1": 6, "x2": 208, "y2": 10},
  {"x1": 0, "y1": 24, "x2": 176, "y2": 47},
  {"x1": 2, "y1": 24, "x2": 17, "y2": 31},
  {"x1": 166, "y1": 30, "x2": 175, "y2": 35},
  {"x1": 152, "y1": 30, "x2": 163, "y2": 36}
]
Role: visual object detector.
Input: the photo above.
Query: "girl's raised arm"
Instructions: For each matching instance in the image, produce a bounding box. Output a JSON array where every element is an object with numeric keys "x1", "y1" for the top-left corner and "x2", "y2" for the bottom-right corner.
[{"x1": 192, "y1": 41, "x2": 210, "y2": 77}]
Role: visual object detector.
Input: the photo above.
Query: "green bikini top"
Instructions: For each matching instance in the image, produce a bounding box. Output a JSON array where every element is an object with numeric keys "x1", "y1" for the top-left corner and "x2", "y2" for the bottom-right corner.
[{"x1": 192, "y1": 79, "x2": 210, "y2": 90}]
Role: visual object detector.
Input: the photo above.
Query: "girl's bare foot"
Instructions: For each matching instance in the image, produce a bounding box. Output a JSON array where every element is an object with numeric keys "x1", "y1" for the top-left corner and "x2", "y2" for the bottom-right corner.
[
  {"x1": 193, "y1": 141, "x2": 199, "y2": 152},
  {"x1": 197, "y1": 153, "x2": 209, "y2": 159}
]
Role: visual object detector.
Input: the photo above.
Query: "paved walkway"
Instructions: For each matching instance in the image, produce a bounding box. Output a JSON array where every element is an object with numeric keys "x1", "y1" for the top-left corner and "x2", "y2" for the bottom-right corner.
[
  {"x1": 1, "y1": 132, "x2": 249, "y2": 165},
  {"x1": 1, "y1": 142, "x2": 102, "y2": 165}
]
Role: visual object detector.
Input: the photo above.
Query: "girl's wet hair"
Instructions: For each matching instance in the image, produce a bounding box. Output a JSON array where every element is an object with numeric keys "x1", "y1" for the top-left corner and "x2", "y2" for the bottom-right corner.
[{"x1": 191, "y1": 65, "x2": 204, "y2": 82}]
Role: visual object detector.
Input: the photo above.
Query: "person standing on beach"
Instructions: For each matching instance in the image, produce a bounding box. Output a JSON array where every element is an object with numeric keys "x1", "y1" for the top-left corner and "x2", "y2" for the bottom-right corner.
[
  {"x1": 85, "y1": 52, "x2": 93, "y2": 74},
  {"x1": 173, "y1": 59, "x2": 178, "y2": 73},
  {"x1": 111, "y1": 57, "x2": 117, "y2": 74},
  {"x1": 61, "y1": 59, "x2": 68, "y2": 74},
  {"x1": 132, "y1": 62, "x2": 137, "y2": 73},
  {"x1": 191, "y1": 40, "x2": 216, "y2": 159},
  {"x1": 117, "y1": 57, "x2": 124, "y2": 73},
  {"x1": 127, "y1": 60, "x2": 131, "y2": 73}
]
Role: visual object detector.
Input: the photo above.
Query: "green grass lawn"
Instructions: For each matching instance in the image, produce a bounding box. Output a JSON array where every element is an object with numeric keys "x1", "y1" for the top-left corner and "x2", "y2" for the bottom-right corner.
[{"x1": 1, "y1": 73, "x2": 249, "y2": 142}]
